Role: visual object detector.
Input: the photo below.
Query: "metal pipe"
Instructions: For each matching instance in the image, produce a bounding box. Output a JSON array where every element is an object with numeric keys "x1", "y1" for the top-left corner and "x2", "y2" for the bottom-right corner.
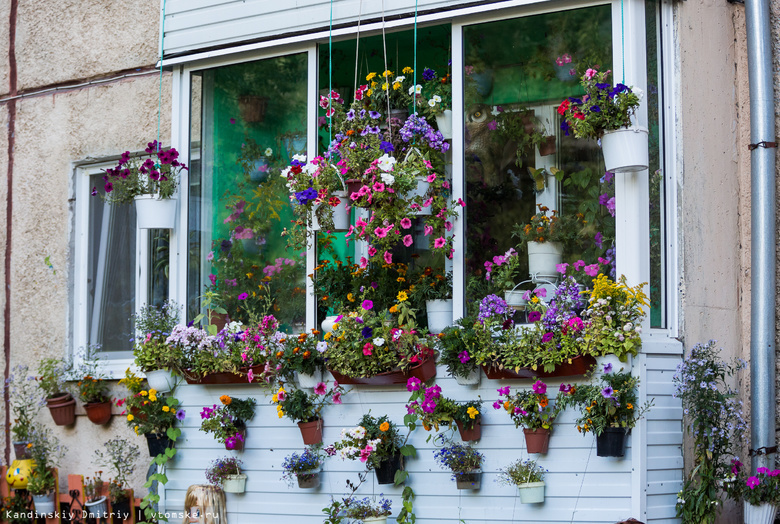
[{"x1": 745, "y1": 0, "x2": 777, "y2": 472}]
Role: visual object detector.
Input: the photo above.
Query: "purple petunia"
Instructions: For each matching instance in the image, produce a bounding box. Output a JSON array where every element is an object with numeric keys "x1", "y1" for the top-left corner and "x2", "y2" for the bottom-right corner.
[
  {"x1": 601, "y1": 386, "x2": 614, "y2": 398},
  {"x1": 497, "y1": 386, "x2": 510, "y2": 396},
  {"x1": 603, "y1": 363, "x2": 613, "y2": 374},
  {"x1": 528, "y1": 311, "x2": 542, "y2": 323},
  {"x1": 458, "y1": 350, "x2": 470, "y2": 363},
  {"x1": 238, "y1": 293, "x2": 249, "y2": 300},
  {"x1": 361, "y1": 327, "x2": 373, "y2": 339},
  {"x1": 422, "y1": 68, "x2": 436, "y2": 81},
  {"x1": 532, "y1": 380, "x2": 547, "y2": 395},
  {"x1": 407, "y1": 377, "x2": 422, "y2": 392},
  {"x1": 176, "y1": 409, "x2": 186, "y2": 421},
  {"x1": 541, "y1": 332, "x2": 554, "y2": 343},
  {"x1": 362, "y1": 299, "x2": 373, "y2": 311}
]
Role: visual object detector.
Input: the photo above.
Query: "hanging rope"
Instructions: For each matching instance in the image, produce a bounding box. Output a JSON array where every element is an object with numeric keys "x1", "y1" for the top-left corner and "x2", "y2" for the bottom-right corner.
[
  {"x1": 620, "y1": 0, "x2": 625, "y2": 85},
  {"x1": 328, "y1": 0, "x2": 334, "y2": 148},
  {"x1": 157, "y1": 0, "x2": 167, "y2": 152},
  {"x1": 413, "y1": 0, "x2": 418, "y2": 114},
  {"x1": 353, "y1": 0, "x2": 364, "y2": 97}
]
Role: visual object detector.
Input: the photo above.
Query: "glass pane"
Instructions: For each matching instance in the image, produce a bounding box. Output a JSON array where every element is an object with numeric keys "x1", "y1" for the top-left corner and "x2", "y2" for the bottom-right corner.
[
  {"x1": 188, "y1": 54, "x2": 308, "y2": 330},
  {"x1": 463, "y1": 7, "x2": 613, "y2": 317},
  {"x1": 88, "y1": 174, "x2": 136, "y2": 355},
  {"x1": 148, "y1": 229, "x2": 170, "y2": 307}
]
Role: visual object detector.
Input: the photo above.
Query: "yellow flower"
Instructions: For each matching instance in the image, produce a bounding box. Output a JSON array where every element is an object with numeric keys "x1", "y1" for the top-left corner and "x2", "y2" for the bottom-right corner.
[
  {"x1": 397, "y1": 277, "x2": 405, "y2": 282},
  {"x1": 467, "y1": 407, "x2": 479, "y2": 419},
  {"x1": 392, "y1": 82, "x2": 401, "y2": 90},
  {"x1": 324, "y1": 332, "x2": 332, "y2": 340},
  {"x1": 382, "y1": 82, "x2": 389, "y2": 91},
  {"x1": 246, "y1": 273, "x2": 253, "y2": 279},
  {"x1": 379, "y1": 422, "x2": 390, "y2": 432},
  {"x1": 127, "y1": 414, "x2": 134, "y2": 422},
  {"x1": 531, "y1": 296, "x2": 539, "y2": 303},
  {"x1": 389, "y1": 305, "x2": 398, "y2": 314},
  {"x1": 162, "y1": 406, "x2": 170, "y2": 412},
  {"x1": 383, "y1": 70, "x2": 393, "y2": 77},
  {"x1": 220, "y1": 395, "x2": 232, "y2": 405},
  {"x1": 272, "y1": 394, "x2": 278, "y2": 403},
  {"x1": 276, "y1": 406, "x2": 284, "y2": 418},
  {"x1": 366, "y1": 72, "x2": 377, "y2": 81},
  {"x1": 134, "y1": 427, "x2": 139, "y2": 435},
  {"x1": 402, "y1": 66, "x2": 414, "y2": 74},
  {"x1": 397, "y1": 291, "x2": 408, "y2": 302},
  {"x1": 140, "y1": 390, "x2": 148, "y2": 396},
  {"x1": 366, "y1": 89, "x2": 373, "y2": 97},
  {"x1": 347, "y1": 293, "x2": 355, "y2": 302},
  {"x1": 627, "y1": 403, "x2": 634, "y2": 410}
]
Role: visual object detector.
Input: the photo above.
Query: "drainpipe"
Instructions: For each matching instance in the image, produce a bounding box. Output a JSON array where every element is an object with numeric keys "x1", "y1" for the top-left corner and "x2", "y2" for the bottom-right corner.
[{"x1": 745, "y1": 0, "x2": 777, "y2": 472}]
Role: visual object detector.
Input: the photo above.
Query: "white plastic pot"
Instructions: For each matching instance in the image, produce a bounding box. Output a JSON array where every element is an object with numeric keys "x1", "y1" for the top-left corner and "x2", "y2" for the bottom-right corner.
[
  {"x1": 408, "y1": 177, "x2": 431, "y2": 215},
  {"x1": 504, "y1": 290, "x2": 527, "y2": 307},
  {"x1": 435, "y1": 110, "x2": 453, "y2": 140},
  {"x1": 455, "y1": 368, "x2": 480, "y2": 386},
  {"x1": 601, "y1": 127, "x2": 649, "y2": 173},
  {"x1": 297, "y1": 369, "x2": 323, "y2": 389},
  {"x1": 32, "y1": 492, "x2": 56, "y2": 516},
  {"x1": 362, "y1": 517, "x2": 389, "y2": 524},
  {"x1": 527, "y1": 241, "x2": 563, "y2": 280},
  {"x1": 84, "y1": 496, "x2": 109, "y2": 518},
  {"x1": 134, "y1": 194, "x2": 177, "y2": 229},
  {"x1": 744, "y1": 502, "x2": 778, "y2": 524},
  {"x1": 222, "y1": 474, "x2": 247, "y2": 493},
  {"x1": 321, "y1": 315, "x2": 338, "y2": 334},
  {"x1": 145, "y1": 368, "x2": 177, "y2": 393},
  {"x1": 426, "y1": 299, "x2": 453, "y2": 334},
  {"x1": 518, "y1": 481, "x2": 545, "y2": 504},
  {"x1": 331, "y1": 190, "x2": 350, "y2": 231}
]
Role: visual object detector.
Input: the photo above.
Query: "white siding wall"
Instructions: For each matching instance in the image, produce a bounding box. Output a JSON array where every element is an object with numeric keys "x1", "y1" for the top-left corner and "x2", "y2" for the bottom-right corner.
[
  {"x1": 162, "y1": 346, "x2": 683, "y2": 524},
  {"x1": 162, "y1": 0, "x2": 490, "y2": 57}
]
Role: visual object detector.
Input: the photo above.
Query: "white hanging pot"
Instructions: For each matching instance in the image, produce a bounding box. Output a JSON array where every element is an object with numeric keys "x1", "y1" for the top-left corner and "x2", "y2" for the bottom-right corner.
[
  {"x1": 331, "y1": 190, "x2": 350, "y2": 231},
  {"x1": 134, "y1": 194, "x2": 177, "y2": 229},
  {"x1": 426, "y1": 299, "x2": 453, "y2": 334},
  {"x1": 601, "y1": 126, "x2": 649, "y2": 173},
  {"x1": 527, "y1": 241, "x2": 562, "y2": 280},
  {"x1": 744, "y1": 502, "x2": 778, "y2": 524},
  {"x1": 222, "y1": 473, "x2": 247, "y2": 493},
  {"x1": 297, "y1": 369, "x2": 323, "y2": 389},
  {"x1": 145, "y1": 369, "x2": 178, "y2": 393},
  {"x1": 321, "y1": 315, "x2": 338, "y2": 334},
  {"x1": 310, "y1": 203, "x2": 321, "y2": 231},
  {"x1": 362, "y1": 518, "x2": 389, "y2": 524},
  {"x1": 455, "y1": 368, "x2": 480, "y2": 386},
  {"x1": 435, "y1": 109, "x2": 453, "y2": 140},
  {"x1": 408, "y1": 176, "x2": 431, "y2": 215},
  {"x1": 32, "y1": 492, "x2": 56, "y2": 516},
  {"x1": 504, "y1": 290, "x2": 527, "y2": 307},
  {"x1": 518, "y1": 481, "x2": 545, "y2": 504}
]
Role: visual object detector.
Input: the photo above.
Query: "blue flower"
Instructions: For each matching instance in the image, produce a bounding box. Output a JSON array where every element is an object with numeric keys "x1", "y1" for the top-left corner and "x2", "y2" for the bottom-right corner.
[
  {"x1": 423, "y1": 67, "x2": 436, "y2": 81},
  {"x1": 362, "y1": 327, "x2": 373, "y2": 339},
  {"x1": 590, "y1": 105, "x2": 601, "y2": 113},
  {"x1": 560, "y1": 120, "x2": 570, "y2": 136},
  {"x1": 379, "y1": 141, "x2": 394, "y2": 153},
  {"x1": 294, "y1": 187, "x2": 318, "y2": 205},
  {"x1": 595, "y1": 82, "x2": 611, "y2": 90},
  {"x1": 601, "y1": 386, "x2": 614, "y2": 398},
  {"x1": 568, "y1": 97, "x2": 582, "y2": 104},
  {"x1": 369, "y1": 111, "x2": 381, "y2": 119}
]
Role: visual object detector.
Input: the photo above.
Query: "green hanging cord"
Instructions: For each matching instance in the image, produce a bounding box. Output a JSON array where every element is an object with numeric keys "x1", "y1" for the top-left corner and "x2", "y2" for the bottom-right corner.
[
  {"x1": 157, "y1": 0, "x2": 167, "y2": 152},
  {"x1": 413, "y1": 0, "x2": 418, "y2": 115},
  {"x1": 620, "y1": 0, "x2": 625, "y2": 85},
  {"x1": 329, "y1": 0, "x2": 334, "y2": 148}
]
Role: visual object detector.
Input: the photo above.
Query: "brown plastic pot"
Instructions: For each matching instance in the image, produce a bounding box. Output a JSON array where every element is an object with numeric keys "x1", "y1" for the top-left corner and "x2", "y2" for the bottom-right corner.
[
  {"x1": 523, "y1": 428, "x2": 551, "y2": 454},
  {"x1": 538, "y1": 135, "x2": 556, "y2": 156},
  {"x1": 83, "y1": 401, "x2": 112, "y2": 425},
  {"x1": 46, "y1": 394, "x2": 76, "y2": 426},
  {"x1": 456, "y1": 419, "x2": 482, "y2": 442},
  {"x1": 298, "y1": 419, "x2": 323, "y2": 445}
]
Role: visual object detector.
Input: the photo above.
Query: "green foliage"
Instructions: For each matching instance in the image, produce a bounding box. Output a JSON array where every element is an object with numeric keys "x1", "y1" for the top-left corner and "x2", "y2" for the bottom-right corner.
[
  {"x1": 36, "y1": 357, "x2": 72, "y2": 399},
  {"x1": 491, "y1": 108, "x2": 546, "y2": 168},
  {"x1": 27, "y1": 426, "x2": 67, "y2": 495},
  {"x1": 5, "y1": 364, "x2": 44, "y2": 442},
  {"x1": 498, "y1": 458, "x2": 546, "y2": 486},
  {"x1": 511, "y1": 204, "x2": 584, "y2": 247},
  {"x1": 94, "y1": 438, "x2": 139, "y2": 502},
  {"x1": 200, "y1": 396, "x2": 256, "y2": 445},
  {"x1": 436, "y1": 318, "x2": 482, "y2": 380},
  {"x1": 132, "y1": 301, "x2": 182, "y2": 372},
  {"x1": 137, "y1": 427, "x2": 181, "y2": 524}
]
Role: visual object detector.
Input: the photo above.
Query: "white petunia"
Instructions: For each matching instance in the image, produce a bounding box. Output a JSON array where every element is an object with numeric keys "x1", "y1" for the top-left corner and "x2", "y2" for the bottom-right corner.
[
  {"x1": 428, "y1": 99, "x2": 437, "y2": 107},
  {"x1": 377, "y1": 154, "x2": 396, "y2": 172},
  {"x1": 380, "y1": 172, "x2": 395, "y2": 185},
  {"x1": 264, "y1": 148, "x2": 273, "y2": 157},
  {"x1": 373, "y1": 337, "x2": 385, "y2": 347}
]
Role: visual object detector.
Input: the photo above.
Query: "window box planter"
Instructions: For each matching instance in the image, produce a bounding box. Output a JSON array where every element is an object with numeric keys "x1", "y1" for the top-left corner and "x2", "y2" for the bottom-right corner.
[
  {"x1": 134, "y1": 194, "x2": 177, "y2": 230},
  {"x1": 601, "y1": 126, "x2": 649, "y2": 173},
  {"x1": 518, "y1": 481, "x2": 545, "y2": 504},
  {"x1": 184, "y1": 365, "x2": 265, "y2": 385},
  {"x1": 328, "y1": 356, "x2": 436, "y2": 385},
  {"x1": 481, "y1": 354, "x2": 595, "y2": 379}
]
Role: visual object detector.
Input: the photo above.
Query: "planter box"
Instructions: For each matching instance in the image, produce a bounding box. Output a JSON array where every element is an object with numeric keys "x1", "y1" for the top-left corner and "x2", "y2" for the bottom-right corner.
[
  {"x1": 482, "y1": 354, "x2": 595, "y2": 379},
  {"x1": 184, "y1": 365, "x2": 265, "y2": 385},
  {"x1": 328, "y1": 356, "x2": 436, "y2": 385},
  {"x1": 455, "y1": 470, "x2": 481, "y2": 490}
]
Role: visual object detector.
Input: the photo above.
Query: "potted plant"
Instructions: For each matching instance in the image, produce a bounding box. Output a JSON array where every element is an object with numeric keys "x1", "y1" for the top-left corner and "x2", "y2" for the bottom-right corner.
[
  {"x1": 200, "y1": 396, "x2": 256, "y2": 450},
  {"x1": 206, "y1": 456, "x2": 247, "y2": 493},
  {"x1": 559, "y1": 368, "x2": 653, "y2": 457},
  {"x1": 410, "y1": 268, "x2": 453, "y2": 334},
  {"x1": 511, "y1": 205, "x2": 584, "y2": 280},
  {"x1": 27, "y1": 426, "x2": 68, "y2": 516},
  {"x1": 490, "y1": 106, "x2": 546, "y2": 168},
  {"x1": 724, "y1": 461, "x2": 780, "y2": 524},
  {"x1": 365, "y1": 67, "x2": 415, "y2": 116},
  {"x1": 132, "y1": 300, "x2": 182, "y2": 393},
  {"x1": 36, "y1": 357, "x2": 76, "y2": 426},
  {"x1": 332, "y1": 414, "x2": 405, "y2": 484},
  {"x1": 272, "y1": 382, "x2": 345, "y2": 445},
  {"x1": 494, "y1": 380, "x2": 565, "y2": 454},
  {"x1": 75, "y1": 366, "x2": 112, "y2": 425},
  {"x1": 94, "y1": 437, "x2": 139, "y2": 519},
  {"x1": 5, "y1": 364, "x2": 44, "y2": 457},
  {"x1": 452, "y1": 400, "x2": 483, "y2": 442},
  {"x1": 343, "y1": 496, "x2": 393, "y2": 524},
  {"x1": 498, "y1": 458, "x2": 547, "y2": 504},
  {"x1": 275, "y1": 330, "x2": 327, "y2": 389},
  {"x1": 99, "y1": 140, "x2": 188, "y2": 228},
  {"x1": 434, "y1": 443, "x2": 484, "y2": 490},
  {"x1": 558, "y1": 67, "x2": 646, "y2": 172},
  {"x1": 281, "y1": 448, "x2": 324, "y2": 489},
  {"x1": 83, "y1": 473, "x2": 108, "y2": 518},
  {"x1": 419, "y1": 66, "x2": 453, "y2": 139},
  {"x1": 118, "y1": 369, "x2": 185, "y2": 456},
  {"x1": 437, "y1": 318, "x2": 482, "y2": 385},
  {"x1": 405, "y1": 379, "x2": 458, "y2": 433}
]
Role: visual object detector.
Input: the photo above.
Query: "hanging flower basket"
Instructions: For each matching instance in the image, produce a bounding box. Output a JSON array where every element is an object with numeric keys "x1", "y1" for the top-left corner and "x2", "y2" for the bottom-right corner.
[
  {"x1": 518, "y1": 481, "x2": 546, "y2": 503},
  {"x1": 375, "y1": 454, "x2": 403, "y2": 485},
  {"x1": 222, "y1": 473, "x2": 247, "y2": 493},
  {"x1": 435, "y1": 109, "x2": 453, "y2": 140},
  {"x1": 596, "y1": 427, "x2": 629, "y2": 457},
  {"x1": 523, "y1": 428, "x2": 551, "y2": 454},
  {"x1": 456, "y1": 420, "x2": 482, "y2": 442},
  {"x1": 744, "y1": 502, "x2": 778, "y2": 524},
  {"x1": 328, "y1": 356, "x2": 436, "y2": 385},
  {"x1": 145, "y1": 368, "x2": 178, "y2": 393},
  {"x1": 298, "y1": 419, "x2": 323, "y2": 445},
  {"x1": 46, "y1": 393, "x2": 76, "y2": 426},
  {"x1": 527, "y1": 241, "x2": 562, "y2": 280},
  {"x1": 455, "y1": 469, "x2": 482, "y2": 490},
  {"x1": 83, "y1": 401, "x2": 112, "y2": 425},
  {"x1": 12, "y1": 442, "x2": 32, "y2": 460},
  {"x1": 296, "y1": 468, "x2": 321, "y2": 489},
  {"x1": 134, "y1": 194, "x2": 177, "y2": 230},
  {"x1": 426, "y1": 299, "x2": 453, "y2": 334},
  {"x1": 601, "y1": 126, "x2": 649, "y2": 173},
  {"x1": 226, "y1": 428, "x2": 246, "y2": 451},
  {"x1": 330, "y1": 190, "x2": 350, "y2": 231},
  {"x1": 538, "y1": 135, "x2": 556, "y2": 156},
  {"x1": 408, "y1": 176, "x2": 432, "y2": 215}
]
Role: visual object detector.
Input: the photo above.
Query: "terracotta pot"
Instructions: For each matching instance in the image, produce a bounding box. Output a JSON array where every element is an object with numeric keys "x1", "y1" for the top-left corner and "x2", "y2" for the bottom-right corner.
[
  {"x1": 83, "y1": 401, "x2": 112, "y2": 425},
  {"x1": 523, "y1": 427, "x2": 551, "y2": 454},
  {"x1": 538, "y1": 135, "x2": 556, "y2": 156},
  {"x1": 456, "y1": 419, "x2": 482, "y2": 442},
  {"x1": 47, "y1": 394, "x2": 76, "y2": 426},
  {"x1": 298, "y1": 419, "x2": 323, "y2": 445}
]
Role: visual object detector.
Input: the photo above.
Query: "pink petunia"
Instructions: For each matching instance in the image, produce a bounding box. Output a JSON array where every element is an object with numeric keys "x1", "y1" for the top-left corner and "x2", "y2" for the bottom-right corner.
[
  {"x1": 556, "y1": 263, "x2": 569, "y2": 274},
  {"x1": 368, "y1": 246, "x2": 377, "y2": 257},
  {"x1": 426, "y1": 174, "x2": 437, "y2": 183},
  {"x1": 246, "y1": 368, "x2": 254, "y2": 383},
  {"x1": 434, "y1": 237, "x2": 446, "y2": 249},
  {"x1": 373, "y1": 182, "x2": 386, "y2": 192},
  {"x1": 424, "y1": 225, "x2": 433, "y2": 236},
  {"x1": 362, "y1": 299, "x2": 373, "y2": 310},
  {"x1": 532, "y1": 380, "x2": 547, "y2": 395},
  {"x1": 384, "y1": 251, "x2": 393, "y2": 264},
  {"x1": 314, "y1": 382, "x2": 327, "y2": 395},
  {"x1": 363, "y1": 343, "x2": 373, "y2": 356},
  {"x1": 444, "y1": 221, "x2": 453, "y2": 232},
  {"x1": 403, "y1": 234, "x2": 413, "y2": 247},
  {"x1": 574, "y1": 260, "x2": 585, "y2": 271},
  {"x1": 584, "y1": 264, "x2": 599, "y2": 277},
  {"x1": 400, "y1": 217, "x2": 412, "y2": 229},
  {"x1": 332, "y1": 391, "x2": 342, "y2": 404},
  {"x1": 375, "y1": 227, "x2": 388, "y2": 238}
]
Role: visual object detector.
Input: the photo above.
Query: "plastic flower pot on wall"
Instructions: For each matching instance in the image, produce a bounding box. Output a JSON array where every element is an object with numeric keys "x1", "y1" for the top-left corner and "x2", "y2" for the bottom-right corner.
[
  {"x1": 134, "y1": 195, "x2": 177, "y2": 229},
  {"x1": 83, "y1": 401, "x2": 112, "y2": 425},
  {"x1": 145, "y1": 433, "x2": 175, "y2": 457},
  {"x1": 455, "y1": 368, "x2": 480, "y2": 387},
  {"x1": 744, "y1": 502, "x2": 778, "y2": 524},
  {"x1": 296, "y1": 369, "x2": 322, "y2": 389},
  {"x1": 111, "y1": 495, "x2": 132, "y2": 520},
  {"x1": 363, "y1": 517, "x2": 388, "y2": 524},
  {"x1": 32, "y1": 492, "x2": 57, "y2": 516},
  {"x1": 426, "y1": 299, "x2": 453, "y2": 334},
  {"x1": 331, "y1": 190, "x2": 350, "y2": 231},
  {"x1": 222, "y1": 474, "x2": 247, "y2": 493},
  {"x1": 456, "y1": 420, "x2": 482, "y2": 442},
  {"x1": 296, "y1": 468, "x2": 321, "y2": 489},
  {"x1": 408, "y1": 176, "x2": 432, "y2": 215},
  {"x1": 523, "y1": 428, "x2": 551, "y2": 454},
  {"x1": 596, "y1": 427, "x2": 628, "y2": 457},
  {"x1": 455, "y1": 469, "x2": 482, "y2": 490},
  {"x1": 84, "y1": 496, "x2": 109, "y2": 519},
  {"x1": 518, "y1": 481, "x2": 545, "y2": 504},
  {"x1": 226, "y1": 428, "x2": 246, "y2": 451},
  {"x1": 145, "y1": 369, "x2": 178, "y2": 394},
  {"x1": 527, "y1": 241, "x2": 562, "y2": 280},
  {"x1": 46, "y1": 393, "x2": 77, "y2": 426},
  {"x1": 435, "y1": 109, "x2": 453, "y2": 140},
  {"x1": 298, "y1": 419, "x2": 323, "y2": 445},
  {"x1": 375, "y1": 455, "x2": 403, "y2": 485},
  {"x1": 600, "y1": 127, "x2": 649, "y2": 173}
]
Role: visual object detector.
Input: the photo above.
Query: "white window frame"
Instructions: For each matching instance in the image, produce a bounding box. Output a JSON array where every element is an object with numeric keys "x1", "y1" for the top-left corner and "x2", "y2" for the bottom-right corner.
[{"x1": 72, "y1": 160, "x2": 154, "y2": 378}]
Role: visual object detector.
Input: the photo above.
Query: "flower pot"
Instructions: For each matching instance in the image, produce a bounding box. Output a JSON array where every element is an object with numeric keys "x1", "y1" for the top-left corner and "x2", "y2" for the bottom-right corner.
[
  {"x1": 426, "y1": 299, "x2": 453, "y2": 334},
  {"x1": 238, "y1": 95, "x2": 268, "y2": 123},
  {"x1": 375, "y1": 454, "x2": 403, "y2": 485},
  {"x1": 222, "y1": 474, "x2": 247, "y2": 493},
  {"x1": 133, "y1": 194, "x2": 177, "y2": 230},
  {"x1": 601, "y1": 126, "x2": 649, "y2": 173},
  {"x1": 145, "y1": 368, "x2": 178, "y2": 393},
  {"x1": 455, "y1": 469, "x2": 482, "y2": 490},
  {"x1": 6, "y1": 459, "x2": 33, "y2": 489},
  {"x1": 538, "y1": 135, "x2": 556, "y2": 156},
  {"x1": 524, "y1": 428, "x2": 551, "y2": 454},
  {"x1": 455, "y1": 368, "x2": 480, "y2": 386},
  {"x1": 328, "y1": 354, "x2": 437, "y2": 385},
  {"x1": 321, "y1": 315, "x2": 338, "y2": 333},
  {"x1": 527, "y1": 241, "x2": 563, "y2": 281},
  {"x1": 32, "y1": 492, "x2": 57, "y2": 516},
  {"x1": 84, "y1": 401, "x2": 112, "y2": 425},
  {"x1": 596, "y1": 427, "x2": 628, "y2": 457},
  {"x1": 435, "y1": 109, "x2": 453, "y2": 140},
  {"x1": 345, "y1": 179, "x2": 363, "y2": 196},
  {"x1": 47, "y1": 394, "x2": 77, "y2": 426},
  {"x1": 744, "y1": 502, "x2": 778, "y2": 524},
  {"x1": 310, "y1": 203, "x2": 322, "y2": 231},
  {"x1": 595, "y1": 354, "x2": 632, "y2": 374},
  {"x1": 482, "y1": 354, "x2": 596, "y2": 379},
  {"x1": 330, "y1": 190, "x2": 350, "y2": 231},
  {"x1": 145, "y1": 433, "x2": 175, "y2": 456},
  {"x1": 518, "y1": 481, "x2": 546, "y2": 504},
  {"x1": 226, "y1": 428, "x2": 246, "y2": 451},
  {"x1": 296, "y1": 468, "x2": 321, "y2": 489},
  {"x1": 408, "y1": 176, "x2": 432, "y2": 215},
  {"x1": 363, "y1": 518, "x2": 388, "y2": 524},
  {"x1": 12, "y1": 441, "x2": 32, "y2": 460},
  {"x1": 456, "y1": 419, "x2": 482, "y2": 442},
  {"x1": 298, "y1": 419, "x2": 323, "y2": 445},
  {"x1": 297, "y1": 369, "x2": 322, "y2": 389},
  {"x1": 283, "y1": 134, "x2": 307, "y2": 158},
  {"x1": 112, "y1": 497, "x2": 132, "y2": 520},
  {"x1": 85, "y1": 496, "x2": 109, "y2": 519},
  {"x1": 504, "y1": 289, "x2": 527, "y2": 308}
]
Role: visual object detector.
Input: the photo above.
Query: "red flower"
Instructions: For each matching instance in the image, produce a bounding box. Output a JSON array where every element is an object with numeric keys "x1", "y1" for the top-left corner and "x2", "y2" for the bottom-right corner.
[{"x1": 557, "y1": 99, "x2": 570, "y2": 115}]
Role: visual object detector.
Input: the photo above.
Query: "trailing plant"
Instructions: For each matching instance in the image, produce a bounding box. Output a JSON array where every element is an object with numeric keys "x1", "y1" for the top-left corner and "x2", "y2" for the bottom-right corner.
[
  {"x1": 493, "y1": 380, "x2": 566, "y2": 430},
  {"x1": 272, "y1": 382, "x2": 345, "y2": 423},
  {"x1": 5, "y1": 364, "x2": 44, "y2": 442},
  {"x1": 433, "y1": 444, "x2": 484, "y2": 479},
  {"x1": 436, "y1": 317, "x2": 482, "y2": 380},
  {"x1": 281, "y1": 448, "x2": 324, "y2": 487},
  {"x1": 132, "y1": 300, "x2": 182, "y2": 372},
  {"x1": 205, "y1": 456, "x2": 243, "y2": 489},
  {"x1": 344, "y1": 497, "x2": 393, "y2": 520},
  {"x1": 137, "y1": 426, "x2": 182, "y2": 524},
  {"x1": 200, "y1": 396, "x2": 256, "y2": 449},
  {"x1": 498, "y1": 458, "x2": 546, "y2": 486}
]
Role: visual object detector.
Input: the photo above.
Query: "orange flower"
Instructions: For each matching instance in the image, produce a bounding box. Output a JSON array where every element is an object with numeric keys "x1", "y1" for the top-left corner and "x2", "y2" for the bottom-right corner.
[
  {"x1": 220, "y1": 395, "x2": 232, "y2": 405},
  {"x1": 379, "y1": 422, "x2": 390, "y2": 432},
  {"x1": 539, "y1": 397, "x2": 549, "y2": 408},
  {"x1": 293, "y1": 347, "x2": 300, "y2": 354},
  {"x1": 303, "y1": 351, "x2": 311, "y2": 358}
]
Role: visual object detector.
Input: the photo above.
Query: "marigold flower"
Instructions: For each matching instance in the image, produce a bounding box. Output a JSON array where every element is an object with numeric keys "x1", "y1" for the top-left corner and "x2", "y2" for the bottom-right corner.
[
  {"x1": 127, "y1": 414, "x2": 134, "y2": 422},
  {"x1": 397, "y1": 291, "x2": 408, "y2": 302},
  {"x1": 380, "y1": 422, "x2": 390, "y2": 432},
  {"x1": 220, "y1": 395, "x2": 232, "y2": 405},
  {"x1": 162, "y1": 406, "x2": 170, "y2": 412}
]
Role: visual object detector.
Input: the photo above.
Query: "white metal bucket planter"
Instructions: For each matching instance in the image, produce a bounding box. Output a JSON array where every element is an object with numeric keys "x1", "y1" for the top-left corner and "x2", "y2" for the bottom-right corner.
[
  {"x1": 527, "y1": 241, "x2": 562, "y2": 280},
  {"x1": 744, "y1": 502, "x2": 778, "y2": 524},
  {"x1": 134, "y1": 194, "x2": 177, "y2": 229},
  {"x1": 518, "y1": 481, "x2": 545, "y2": 504},
  {"x1": 222, "y1": 474, "x2": 247, "y2": 493},
  {"x1": 145, "y1": 368, "x2": 178, "y2": 393},
  {"x1": 426, "y1": 299, "x2": 453, "y2": 334},
  {"x1": 601, "y1": 127, "x2": 649, "y2": 173}
]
